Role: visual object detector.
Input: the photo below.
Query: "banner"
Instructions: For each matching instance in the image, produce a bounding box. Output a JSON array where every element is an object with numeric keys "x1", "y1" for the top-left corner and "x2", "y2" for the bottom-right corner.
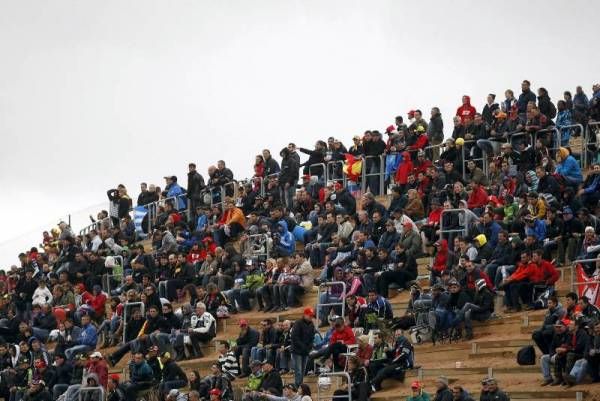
[
  {"x1": 133, "y1": 206, "x2": 148, "y2": 238},
  {"x1": 575, "y1": 263, "x2": 600, "y2": 307}
]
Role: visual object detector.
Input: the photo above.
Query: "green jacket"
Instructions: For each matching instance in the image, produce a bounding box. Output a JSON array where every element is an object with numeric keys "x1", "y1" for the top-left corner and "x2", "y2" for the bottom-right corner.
[
  {"x1": 242, "y1": 273, "x2": 264, "y2": 290},
  {"x1": 407, "y1": 392, "x2": 431, "y2": 401},
  {"x1": 246, "y1": 373, "x2": 263, "y2": 391}
]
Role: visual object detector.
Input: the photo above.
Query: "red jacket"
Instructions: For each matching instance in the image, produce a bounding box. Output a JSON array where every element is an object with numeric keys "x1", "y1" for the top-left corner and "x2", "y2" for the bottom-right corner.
[
  {"x1": 509, "y1": 261, "x2": 558, "y2": 284},
  {"x1": 456, "y1": 96, "x2": 477, "y2": 123},
  {"x1": 432, "y1": 239, "x2": 449, "y2": 273},
  {"x1": 395, "y1": 152, "x2": 414, "y2": 184},
  {"x1": 330, "y1": 326, "x2": 356, "y2": 345},
  {"x1": 466, "y1": 268, "x2": 493, "y2": 291},
  {"x1": 409, "y1": 134, "x2": 429, "y2": 150},
  {"x1": 90, "y1": 292, "x2": 107, "y2": 317},
  {"x1": 467, "y1": 185, "x2": 488, "y2": 209},
  {"x1": 414, "y1": 159, "x2": 433, "y2": 175}
]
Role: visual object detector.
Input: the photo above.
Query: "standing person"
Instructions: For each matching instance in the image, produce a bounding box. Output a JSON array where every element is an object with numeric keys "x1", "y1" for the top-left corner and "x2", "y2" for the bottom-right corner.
[
  {"x1": 164, "y1": 176, "x2": 187, "y2": 211},
  {"x1": 188, "y1": 163, "x2": 206, "y2": 214},
  {"x1": 263, "y1": 149, "x2": 281, "y2": 177},
  {"x1": 482, "y1": 94, "x2": 499, "y2": 125},
  {"x1": 427, "y1": 107, "x2": 444, "y2": 160},
  {"x1": 456, "y1": 96, "x2": 476, "y2": 123},
  {"x1": 107, "y1": 185, "x2": 132, "y2": 226},
  {"x1": 279, "y1": 147, "x2": 300, "y2": 211},
  {"x1": 517, "y1": 80, "x2": 536, "y2": 115},
  {"x1": 290, "y1": 308, "x2": 315, "y2": 387}
]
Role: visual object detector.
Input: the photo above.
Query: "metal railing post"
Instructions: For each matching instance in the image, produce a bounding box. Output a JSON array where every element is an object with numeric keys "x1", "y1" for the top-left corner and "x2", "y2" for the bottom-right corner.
[
  {"x1": 316, "y1": 281, "x2": 347, "y2": 323},
  {"x1": 317, "y1": 372, "x2": 352, "y2": 401}
]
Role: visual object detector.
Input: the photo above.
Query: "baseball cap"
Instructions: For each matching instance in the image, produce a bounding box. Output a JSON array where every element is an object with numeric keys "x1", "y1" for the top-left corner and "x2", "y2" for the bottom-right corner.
[
  {"x1": 239, "y1": 319, "x2": 249, "y2": 327},
  {"x1": 90, "y1": 351, "x2": 102, "y2": 359},
  {"x1": 209, "y1": 388, "x2": 222, "y2": 396},
  {"x1": 303, "y1": 307, "x2": 315, "y2": 317},
  {"x1": 411, "y1": 380, "x2": 422, "y2": 389}
]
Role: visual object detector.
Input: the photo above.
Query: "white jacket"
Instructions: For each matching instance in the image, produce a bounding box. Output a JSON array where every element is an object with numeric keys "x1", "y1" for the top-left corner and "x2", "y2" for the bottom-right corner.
[
  {"x1": 191, "y1": 312, "x2": 216, "y2": 334},
  {"x1": 32, "y1": 287, "x2": 53, "y2": 306}
]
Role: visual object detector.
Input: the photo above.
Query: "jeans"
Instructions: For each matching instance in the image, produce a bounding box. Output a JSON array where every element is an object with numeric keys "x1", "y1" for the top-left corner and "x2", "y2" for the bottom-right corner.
[
  {"x1": 159, "y1": 379, "x2": 187, "y2": 394},
  {"x1": 569, "y1": 358, "x2": 588, "y2": 383},
  {"x1": 250, "y1": 346, "x2": 266, "y2": 364},
  {"x1": 32, "y1": 327, "x2": 50, "y2": 342},
  {"x1": 541, "y1": 354, "x2": 555, "y2": 381},
  {"x1": 276, "y1": 347, "x2": 291, "y2": 371},
  {"x1": 65, "y1": 344, "x2": 93, "y2": 360},
  {"x1": 291, "y1": 353, "x2": 308, "y2": 387}
]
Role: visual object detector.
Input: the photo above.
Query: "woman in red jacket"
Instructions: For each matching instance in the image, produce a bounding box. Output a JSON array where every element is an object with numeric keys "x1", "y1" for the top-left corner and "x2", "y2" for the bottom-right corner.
[
  {"x1": 394, "y1": 151, "x2": 414, "y2": 188},
  {"x1": 430, "y1": 239, "x2": 449, "y2": 283}
]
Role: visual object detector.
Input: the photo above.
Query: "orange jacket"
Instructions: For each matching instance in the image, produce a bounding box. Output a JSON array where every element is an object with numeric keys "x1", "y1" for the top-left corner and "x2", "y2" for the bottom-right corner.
[{"x1": 219, "y1": 207, "x2": 246, "y2": 228}]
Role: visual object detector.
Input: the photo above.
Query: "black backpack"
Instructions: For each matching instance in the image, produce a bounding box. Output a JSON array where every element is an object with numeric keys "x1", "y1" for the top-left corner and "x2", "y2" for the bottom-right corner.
[{"x1": 517, "y1": 345, "x2": 536, "y2": 365}]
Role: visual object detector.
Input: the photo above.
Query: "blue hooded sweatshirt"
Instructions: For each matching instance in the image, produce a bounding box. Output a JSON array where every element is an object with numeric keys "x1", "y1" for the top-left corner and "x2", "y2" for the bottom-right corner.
[{"x1": 277, "y1": 220, "x2": 295, "y2": 255}]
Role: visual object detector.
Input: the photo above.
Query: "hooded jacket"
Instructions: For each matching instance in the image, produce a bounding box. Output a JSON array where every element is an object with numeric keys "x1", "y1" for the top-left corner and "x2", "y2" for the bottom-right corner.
[
  {"x1": 456, "y1": 96, "x2": 476, "y2": 123},
  {"x1": 555, "y1": 148, "x2": 583, "y2": 184},
  {"x1": 277, "y1": 221, "x2": 295, "y2": 254},
  {"x1": 394, "y1": 151, "x2": 414, "y2": 185},
  {"x1": 432, "y1": 239, "x2": 449, "y2": 274}
]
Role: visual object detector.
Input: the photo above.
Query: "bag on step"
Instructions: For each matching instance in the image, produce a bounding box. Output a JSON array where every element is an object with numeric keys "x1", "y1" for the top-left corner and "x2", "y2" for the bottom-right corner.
[{"x1": 517, "y1": 345, "x2": 536, "y2": 365}]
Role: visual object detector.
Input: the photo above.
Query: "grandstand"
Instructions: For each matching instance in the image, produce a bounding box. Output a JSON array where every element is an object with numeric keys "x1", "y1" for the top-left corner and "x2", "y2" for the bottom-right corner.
[{"x1": 3, "y1": 81, "x2": 600, "y2": 401}]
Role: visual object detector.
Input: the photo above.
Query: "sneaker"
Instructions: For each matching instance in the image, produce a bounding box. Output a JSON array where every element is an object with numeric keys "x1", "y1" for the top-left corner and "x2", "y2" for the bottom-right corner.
[
  {"x1": 550, "y1": 379, "x2": 563, "y2": 386},
  {"x1": 541, "y1": 379, "x2": 553, "y2": 386}
]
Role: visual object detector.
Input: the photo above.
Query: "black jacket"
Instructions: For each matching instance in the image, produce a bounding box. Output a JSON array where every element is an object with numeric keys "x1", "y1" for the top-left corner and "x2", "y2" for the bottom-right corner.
[
  {"x1": 162, "y1": 360, "x2": 188, "y2": 383},
  {"x1": 236, "y1": 327, "x2": 260, "y2": 348},
  {"x1": 187, "y1": 171, "x2": 206, "y2": 200},
  {"x1": 279, "y1": 155, "x2": 299, "y2": 186},
  {"x1": 264, "y1": 157, "x2": 281, "y2": 177},
  {"x1": 259, "y1": 370, "x2": 283, "y2": 396},
  {"x1": 290, "y1": 318, "x2": 315, "y2": 356},
  {"x1": 107, "y1": 189, "x2": 131, "y2": 218},
  {"x1": 333, "y1": 188, "x2": 356, "y2": 215}
]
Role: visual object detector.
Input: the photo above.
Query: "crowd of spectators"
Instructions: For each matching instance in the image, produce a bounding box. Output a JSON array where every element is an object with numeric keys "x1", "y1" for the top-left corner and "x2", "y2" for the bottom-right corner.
[{"x1": 2, "y1": 80, "x2": 600, "y2": 401}]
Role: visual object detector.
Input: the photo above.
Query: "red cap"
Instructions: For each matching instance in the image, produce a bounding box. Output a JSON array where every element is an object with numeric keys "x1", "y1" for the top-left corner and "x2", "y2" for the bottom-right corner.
[
  {"x1": 411, "y1": 380, "x2": 422, "y2": 389},
  {"x1": 109, "y1": 374, "x2": 120, "y2": 382},
  {"x1": 239, "y1": 319, "x2": 248, "y2": 327},
  {"x1": 209, "y1": 388, "x2": 222, "y2": 396},
  {"x1": 303, "y1": 307, "x2": 315, "y2": 317},
  {"x1": 408, "y1": 110, "x2": 416, "y2": 116},
  {"x1": 386, "y1": 125, "x2": 395, "y2": 133},
  {"x1": 34, "y1": 359, "x2": 46, "y2": 369}
]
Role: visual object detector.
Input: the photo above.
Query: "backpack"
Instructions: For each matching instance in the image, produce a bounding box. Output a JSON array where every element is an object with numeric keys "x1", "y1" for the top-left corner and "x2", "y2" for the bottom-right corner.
[{"x1": 517, "y1": 345, "x2": 536, "y2": 365}]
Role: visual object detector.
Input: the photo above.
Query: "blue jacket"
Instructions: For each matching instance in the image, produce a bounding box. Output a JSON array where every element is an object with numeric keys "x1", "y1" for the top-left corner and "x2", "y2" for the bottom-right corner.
[
  {"x1": 167, "y1": 183, "x2": 187, "y2": 210},
  {"x1": 130, "y1": 360, "x2": 154, "y2": 383},
  {"x1": 78, "y1": 323, "x2": 98, "y2": 347},
  {"x1": 277, "y1": 221, "x2": 295, "y2": 254},
  {"x1": 525, "y1": 219, "x2": 547, "y2": 242},
  {"x1": 195, "y1": 214, "x2": 208, "y2": 231},
  {"x1": 555, "y1": 110, "x2": 573, "y2": 145},
  {"x1": 555, "y1": 155, "x2": 583, "y2": 184},
  {"x1": 385, "y1": 153, "x2": 401, "y2": 181},
  {"x1": 584, "y1": 174, "x2": 600, "y2": 194}
]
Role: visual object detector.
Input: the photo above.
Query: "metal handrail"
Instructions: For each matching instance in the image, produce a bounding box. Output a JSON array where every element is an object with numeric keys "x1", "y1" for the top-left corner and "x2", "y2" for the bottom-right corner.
[
  {"x1": 79, "y1": 216, "x2": 113, "y2": 237},
  {"x1": 309, "y1": 162, "x2": 328, "y2": 183},
  {"x1": 584, "y1": 122, "x2": 600, "y2": 168},
  {"x1": 570, "y1": 257, "x2": 600, "y2": 293},
  {"x1": 78, "y1": 387, "x2": 105, "y2": 401},
  {"x1": 317, "y1": 371, "x2": 352, "y2": 401},
  {"x1": 360, "y1": 155, "x2": 385, "y2": 196},
  {"x1": 316, "y1": 281, "x2": 347, "y2": 323},
  {"x1": 439, "y1": 208, "x2": 468, "y2": 237},
  {"x1": 460, "y1": 140, "x2": 488, "y2": 181},
  {"x1": 536, "y1": 127, "x2": 560, "y2": 154},
  {"x1": 327, "y1": 160, "x2": 347, "y2": 189}
]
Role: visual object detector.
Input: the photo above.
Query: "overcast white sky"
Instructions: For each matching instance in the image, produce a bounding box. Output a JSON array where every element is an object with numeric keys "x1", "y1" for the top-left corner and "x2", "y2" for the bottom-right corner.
[{"x1": 0, "y1": 0, "x2": 598, "y2": 267}]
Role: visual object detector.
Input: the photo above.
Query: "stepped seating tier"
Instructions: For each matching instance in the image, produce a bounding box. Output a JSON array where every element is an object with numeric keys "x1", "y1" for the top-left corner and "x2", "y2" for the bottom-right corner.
[{"x1": 106, "y1": 196, "x2": 594, "y2": 400}]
